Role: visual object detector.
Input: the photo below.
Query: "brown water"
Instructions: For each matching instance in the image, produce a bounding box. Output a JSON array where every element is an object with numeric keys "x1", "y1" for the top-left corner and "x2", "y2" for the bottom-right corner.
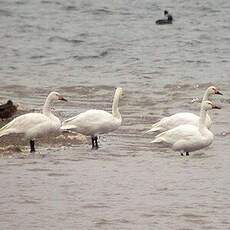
[{"x1": 0, "y1": 0, "x2": 230, "y2": 229}]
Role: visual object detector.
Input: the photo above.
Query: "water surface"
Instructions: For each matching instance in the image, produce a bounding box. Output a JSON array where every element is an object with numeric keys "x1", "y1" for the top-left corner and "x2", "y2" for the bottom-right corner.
[{"x1": 0, "y1": 0, "x2": 230, "y2": 229}]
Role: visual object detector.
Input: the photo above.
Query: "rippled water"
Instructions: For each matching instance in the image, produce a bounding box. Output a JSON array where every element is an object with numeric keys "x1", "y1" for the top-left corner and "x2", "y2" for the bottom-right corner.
[{"x1": 0, "y1": 0, "x2": 230, "y2": 229}]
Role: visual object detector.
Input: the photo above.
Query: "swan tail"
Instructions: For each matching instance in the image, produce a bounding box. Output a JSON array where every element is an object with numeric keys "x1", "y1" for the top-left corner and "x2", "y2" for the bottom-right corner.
[
  {"x1": 151, "y1": 131, "x2": 166, "y2": 143},
  {"x1": 0, "y1": 124, "x2": 14, "y2": 138},
  {"x1": 145, "y1": 122, "x2": 163, "y2": 133},
  {"x1": 0, "y1": 130, "x2": 10, "y2": 138},
  {"x1": 151, "y1": 137, "x2": 165, "y2": 143},
  {"x1": 0, "y1": 118, "x2": 20, "y2": 138},
  {"x1": 60, "y1": 124, "x2": 76, "y2": 131}
]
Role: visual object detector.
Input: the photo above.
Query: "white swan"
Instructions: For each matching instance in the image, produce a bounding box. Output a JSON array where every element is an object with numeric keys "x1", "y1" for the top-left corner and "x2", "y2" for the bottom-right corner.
[
  {"x1": 146, "y1": 86, "x2": 222, "y2": 133},
  {"x1": 61, "y1": 87, "x2": 123, "y2": 149},
  {"x1": 0, "y1": 92, "x2": 67, "y2": 152},
  {"x1": 152, "y1": 100, "x2": 221, "y2": 156}
]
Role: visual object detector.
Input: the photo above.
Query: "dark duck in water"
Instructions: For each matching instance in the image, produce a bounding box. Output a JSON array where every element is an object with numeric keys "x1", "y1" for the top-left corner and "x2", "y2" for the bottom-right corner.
[
  {"x1": 156, "y1": 10, "x2": 173, "y2": 25},
  {"x1": 0, "y1": 100, "x2": 17, "y2": 120}
]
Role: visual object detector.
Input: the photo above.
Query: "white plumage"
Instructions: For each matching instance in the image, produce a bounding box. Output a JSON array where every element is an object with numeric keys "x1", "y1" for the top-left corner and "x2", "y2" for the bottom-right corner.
[
  {"x1": 61, "y1": 87, "x2": 123, "y2": 149},
  {"x1": 0, "y1": 113, "x2": 59, "y2": 139},
  {"x1": 146, "y1": 86, "x2": 222, "y2": 133},
  {"x1": 62, "y1": 109, "x2": 121, "y2": 136},
  {"x1": 0, "y1": 91, "x2": 67, "y2": 152},
  {"x1": 152, "y1": 100, "x2": 221, "y2": 155}
]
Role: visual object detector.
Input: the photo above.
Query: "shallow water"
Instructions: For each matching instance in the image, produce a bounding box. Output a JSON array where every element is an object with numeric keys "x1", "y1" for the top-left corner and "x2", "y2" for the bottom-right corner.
[{"x1": 0, "y1": 0, "x2": 230, "y2": 229}]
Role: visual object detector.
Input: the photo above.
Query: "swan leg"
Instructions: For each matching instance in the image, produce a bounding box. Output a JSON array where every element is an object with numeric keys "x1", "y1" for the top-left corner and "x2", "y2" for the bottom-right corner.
[
  {"x1": 91, "y1": 136, "x2": 95, "y2": 149},
  {"x1": 30, "y1": 140, "x2": 35, "y2": 153},
  {"x1": 91, "y1": 136, "x2": 99, "y2": 150},
  {"x1": 95, "y1": 136, "x2": 99, "y2": 149},
  {"x1": 186, "y1": 152, "x2": 189, "y2": 156}
]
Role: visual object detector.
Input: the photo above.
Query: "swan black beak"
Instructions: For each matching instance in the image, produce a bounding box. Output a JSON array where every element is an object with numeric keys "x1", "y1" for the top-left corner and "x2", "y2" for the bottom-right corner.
[
  {"x1": 216, "y1": 90, "x2": 223, "y2": 95},
  {"x1": 212, "y1": 105, "x2": 221, "y2": 109},
  {"x1": 58, "y1": 96, "x2": 68, "y2": 102}
]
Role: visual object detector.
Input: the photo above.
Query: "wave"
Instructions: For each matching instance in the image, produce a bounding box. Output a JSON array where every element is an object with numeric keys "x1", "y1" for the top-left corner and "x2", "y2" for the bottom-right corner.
[
  {"x1": 84, "y1": 8, "x2": 114, "y2": 16},
  {"x1": 0, "y1": 9, "x2": 12, "y2": 17},
  {"x1": 73, "y1": 50, "x2": 109, "y2": 60},
  {"x1": 49, "y1": 36, "x2": 84, "y2": 44}
]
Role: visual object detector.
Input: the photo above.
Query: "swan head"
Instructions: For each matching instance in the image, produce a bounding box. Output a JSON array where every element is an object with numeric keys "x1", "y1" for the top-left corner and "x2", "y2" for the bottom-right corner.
[
  {"x1": 207, "y1": 86, "x2": 223, "y2": 96},
  {"x1": 202, "y1": 100, "x2": 221, "y2": 111},
  {"x1": 115, "y1": 87, "x2": 123, "y2": 98},
  {"x1": 48, "y1": 92, "x2": 67, "y2": 102}
]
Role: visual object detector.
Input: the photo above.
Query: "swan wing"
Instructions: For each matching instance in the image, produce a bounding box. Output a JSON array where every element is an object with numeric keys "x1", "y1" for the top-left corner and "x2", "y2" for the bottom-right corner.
[
  {"x1": 148, "y1": 112, "x2": 199, "y2": 133},
  {"x1": 159, "y1": 113, "x2": 199, "y2": 129}
]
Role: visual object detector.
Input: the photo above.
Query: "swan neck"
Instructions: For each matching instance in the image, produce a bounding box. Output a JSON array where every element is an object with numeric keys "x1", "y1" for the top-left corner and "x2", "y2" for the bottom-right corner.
[
  {"x1": 199, "y1": 106, "x2": 207, "y2": 129},
  {"x1": 202, "y1": 89, "x2": 209, "y2": 101},
  {"x1": 42, "y1": 95, "x2": 53, "y2": 116},
  {"x1": 112, "y1": 91, "x2": 121, "y2": 120}
]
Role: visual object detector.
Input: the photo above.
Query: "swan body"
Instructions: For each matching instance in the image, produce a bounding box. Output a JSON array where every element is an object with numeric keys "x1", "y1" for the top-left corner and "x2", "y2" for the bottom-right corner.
[
  {"x1": 0, "y1": 92, "x2": 67, "y2": 152},
  {"x1": 61, "y1": 87, "x2": 123, "y2": 149},
  {"x1": 153, "y1": 124, "x2": 214, "y2": 153},
  {"x1": 152, "y1": 101, "x2": 221, "y2": 155},
  {"x1": 0, "y1": 113, "x2": 60, "y2": 139},
  {"x1": 62, "y1": 109, "x2": 121, "y2": 136},
  {"x1": 147, "y1": 86, "x2": 222, "y2": 133}
]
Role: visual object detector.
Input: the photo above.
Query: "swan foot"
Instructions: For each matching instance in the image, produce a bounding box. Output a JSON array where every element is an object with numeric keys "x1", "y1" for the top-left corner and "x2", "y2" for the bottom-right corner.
[
  {"x1": 92, "y1": 146, "x2": 99, "y2": 150},
  {"x1": 180, "y1": 152, "x2": 184, "y2": 156},
  {"x1": 30, "y1": 140, "x2": 35, "y2": 153},
  {"x1": 186, "y1": 152, "x2": 189, "y2": 156}
]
